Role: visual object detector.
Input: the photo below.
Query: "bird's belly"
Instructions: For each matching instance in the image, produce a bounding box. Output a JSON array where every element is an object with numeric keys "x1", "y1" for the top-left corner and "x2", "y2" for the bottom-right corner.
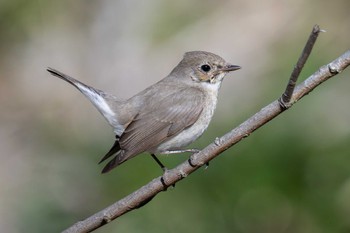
[{"x1": 154, "y1": 87, "x2": 218, "y2": 153}]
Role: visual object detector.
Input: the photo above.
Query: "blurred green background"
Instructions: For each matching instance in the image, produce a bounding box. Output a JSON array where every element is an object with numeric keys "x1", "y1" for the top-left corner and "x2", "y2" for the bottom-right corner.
[{"x1": 1, "y1": 0, "x2": 349, "y2": 232}]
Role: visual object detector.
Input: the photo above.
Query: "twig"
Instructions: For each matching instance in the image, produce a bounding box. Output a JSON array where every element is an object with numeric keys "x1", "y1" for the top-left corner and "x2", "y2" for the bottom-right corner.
[
  {"x1": 62, "y1": 41, "x2": 350, "y2": 233},
  {"x1": 279, "y1": 24, "x2": 323, "y2": 109}
]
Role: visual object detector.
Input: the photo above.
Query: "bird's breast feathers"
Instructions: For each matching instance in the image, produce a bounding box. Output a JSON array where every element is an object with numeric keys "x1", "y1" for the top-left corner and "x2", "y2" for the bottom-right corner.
[{"x1": 154, "y1": 82, "x2": 220, "y2": 152}]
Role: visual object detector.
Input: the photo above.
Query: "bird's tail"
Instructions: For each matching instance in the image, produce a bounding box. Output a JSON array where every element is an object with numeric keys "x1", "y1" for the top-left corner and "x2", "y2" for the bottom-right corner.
[{"x1": 47, "y1": 67, "x2": 119, "y2": 128}]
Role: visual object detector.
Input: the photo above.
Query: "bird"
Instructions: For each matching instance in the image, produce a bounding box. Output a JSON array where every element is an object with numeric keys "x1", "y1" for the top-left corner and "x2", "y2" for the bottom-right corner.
[{"x1": 47, "y1": 51, "x2": 241, "y2": 173}]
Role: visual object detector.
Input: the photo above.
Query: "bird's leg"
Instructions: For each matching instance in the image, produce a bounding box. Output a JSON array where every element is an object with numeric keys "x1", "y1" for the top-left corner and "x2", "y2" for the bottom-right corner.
[
  {"x1": 150, "y1": 154, "x2": 167, "y2": 172},
  {"x1": 150, "y1": 154, "x2": 176, "y2": 189}
]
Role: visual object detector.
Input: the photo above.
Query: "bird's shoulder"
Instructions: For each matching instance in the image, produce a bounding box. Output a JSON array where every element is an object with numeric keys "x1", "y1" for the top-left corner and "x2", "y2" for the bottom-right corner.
[{"x1": 143, "y1": 78, "x2": 205, "y2": 104}]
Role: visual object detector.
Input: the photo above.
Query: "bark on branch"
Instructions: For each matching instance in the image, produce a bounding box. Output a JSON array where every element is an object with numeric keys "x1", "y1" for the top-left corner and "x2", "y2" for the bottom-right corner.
[
  {"x1": 279, "y1": 25, "x2": 323, "y2": 108},
  {"x1": 62, "y1": 27, "x2": 350, "y2": 233}
]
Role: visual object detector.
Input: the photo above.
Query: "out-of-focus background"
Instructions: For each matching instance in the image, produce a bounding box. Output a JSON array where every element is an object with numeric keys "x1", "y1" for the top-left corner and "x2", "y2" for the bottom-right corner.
[{"x1": 1, "y1": 0, "x2": 349, "y2": 232}]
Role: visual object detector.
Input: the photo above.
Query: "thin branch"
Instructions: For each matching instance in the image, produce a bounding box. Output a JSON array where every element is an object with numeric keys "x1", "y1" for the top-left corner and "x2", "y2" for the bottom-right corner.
[
  {"x1": 62, "y1": 50, "x2": 350, "y2": 232},
  {"x1": 279, "y1": 24, "x2": 323, "y2": 108}
]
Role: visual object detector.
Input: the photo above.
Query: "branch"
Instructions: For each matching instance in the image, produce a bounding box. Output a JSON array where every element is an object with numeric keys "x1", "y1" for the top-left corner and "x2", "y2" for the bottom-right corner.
[
  {"x1": 279, "y1": 24, "x2": 323, "y2": 108},
  {"x1": 62, "y1": 37, "x2": 350, "y2": 233}
]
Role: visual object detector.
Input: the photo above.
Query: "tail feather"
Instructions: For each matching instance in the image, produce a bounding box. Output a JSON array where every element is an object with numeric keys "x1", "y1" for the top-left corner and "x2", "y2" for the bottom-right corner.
[
  {"x1": 47, "y1": 67, "x2": 118, "y2": 128},
  {"x1": 47, "y1": 67, "x2": 128, "y2": 173},
  {"x1": 47, "y1": 67, "x2": 100, "y2": 93}
]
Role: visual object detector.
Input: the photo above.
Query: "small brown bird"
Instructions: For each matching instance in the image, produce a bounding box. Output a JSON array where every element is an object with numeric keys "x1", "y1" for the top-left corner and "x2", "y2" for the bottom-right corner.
[{"x1": 47, "y1": 51, "x2": 240, "y2": 173}]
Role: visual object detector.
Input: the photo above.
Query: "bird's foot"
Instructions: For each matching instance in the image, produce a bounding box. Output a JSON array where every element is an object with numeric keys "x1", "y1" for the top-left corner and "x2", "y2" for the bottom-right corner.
[{"x1": 162, "y1": 149, "x2": 200, "y2": 155}]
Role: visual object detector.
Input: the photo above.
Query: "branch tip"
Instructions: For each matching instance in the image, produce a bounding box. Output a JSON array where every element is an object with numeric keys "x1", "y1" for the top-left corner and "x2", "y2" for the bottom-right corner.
[
  {"x1": 313, "y1": 24, "x2": 320, "y2": 33},
  {"x1": 280, "y1": 25, "x2": 322, "y2": 106},
  {"x1": 312, "y1": 24, "x2": 326, "y2": 33}
]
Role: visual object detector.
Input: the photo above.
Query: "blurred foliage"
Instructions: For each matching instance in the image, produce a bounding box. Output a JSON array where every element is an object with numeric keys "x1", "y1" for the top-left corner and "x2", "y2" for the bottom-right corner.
[
  {"x1": 0, "y1": 0, "x2": 42, "y2": 46},
  {"x1": 0, "y1": 0, "x2": 96, "y2": 52},
  {"x1": 147, "y1": 0, "x2": 218, "y2": 44},
  {"x1": 1, "y1": 0, "x2": 350, "y2": 233}
]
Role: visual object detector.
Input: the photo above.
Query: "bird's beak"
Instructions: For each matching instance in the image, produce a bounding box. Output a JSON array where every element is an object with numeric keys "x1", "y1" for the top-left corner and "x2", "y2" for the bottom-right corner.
[{"x1": 221, "y1": 64, "x2": 241, "y2": 72}]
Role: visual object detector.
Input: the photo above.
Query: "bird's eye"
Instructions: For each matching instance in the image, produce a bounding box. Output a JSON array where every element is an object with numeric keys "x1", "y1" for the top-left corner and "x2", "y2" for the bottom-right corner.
[{"x1": 200, "y1": 64, "x2": 211, "y2": 72}]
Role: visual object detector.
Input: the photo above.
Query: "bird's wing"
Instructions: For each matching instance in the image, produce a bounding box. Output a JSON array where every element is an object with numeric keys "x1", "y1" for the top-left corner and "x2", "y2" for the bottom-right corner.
[
  {"x1": 120, "y1": 87, "x2": 205, "y2": 161},
  {"x1": 121, "y1": 87, "x2": 205, "y2": 155}
]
